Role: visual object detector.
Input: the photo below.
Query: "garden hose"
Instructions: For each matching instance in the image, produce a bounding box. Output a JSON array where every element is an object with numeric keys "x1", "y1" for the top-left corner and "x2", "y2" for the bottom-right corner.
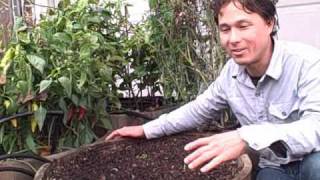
[
  {"x1": 120, "y1": 109, "x2": 153, "y2": 120},
  {"x1": 0, "y1": 153, "x2": 51, "y2": 163},
  {"x1": 0, "y1": 166, "x2": 35, "y2": 177},
  {"x1": 0, "y1": 152, "x2": 52, "y2": 178},
  {"x1": 114, "y1": 105, "x2": 180, "y2": 121},
  {"x1": 0, "y1": 110, "x2": 63, "y2": 124}
]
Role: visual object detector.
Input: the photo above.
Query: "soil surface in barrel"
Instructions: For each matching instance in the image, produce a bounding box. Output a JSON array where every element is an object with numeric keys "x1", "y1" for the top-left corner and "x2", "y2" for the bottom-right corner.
[{"x1": 44, "y1": 132, "x2": 242, "y2": 180}]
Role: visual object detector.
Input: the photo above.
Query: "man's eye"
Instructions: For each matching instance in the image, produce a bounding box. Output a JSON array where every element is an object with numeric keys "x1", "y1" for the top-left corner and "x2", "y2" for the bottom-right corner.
[
  {"x1": 239, "y1": 25, "x2": 249, "y2": 29},
  {"x1": 220, "y1": 27, "x2": 230, "y2": 32}
]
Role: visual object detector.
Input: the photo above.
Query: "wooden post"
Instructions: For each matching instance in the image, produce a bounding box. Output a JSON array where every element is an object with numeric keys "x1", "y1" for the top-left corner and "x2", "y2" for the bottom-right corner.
[
  {"x1": 23, "y1": 0, "x2": 34, "y2": 26},
  {"x1": 0, "y1": 0, "x2": 13, "y2": 55}
]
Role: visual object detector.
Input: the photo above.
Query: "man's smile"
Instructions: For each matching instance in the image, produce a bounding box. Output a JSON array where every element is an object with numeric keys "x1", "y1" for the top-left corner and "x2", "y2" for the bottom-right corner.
[{"x1": 230, "y1": 48, "x2": 246, "y2": 56}]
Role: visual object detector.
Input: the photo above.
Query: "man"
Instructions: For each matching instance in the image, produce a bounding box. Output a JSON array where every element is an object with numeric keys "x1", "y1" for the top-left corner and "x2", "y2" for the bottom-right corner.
[{"x1": 106, "y1": 0, "x2": 320, "y2": 179}]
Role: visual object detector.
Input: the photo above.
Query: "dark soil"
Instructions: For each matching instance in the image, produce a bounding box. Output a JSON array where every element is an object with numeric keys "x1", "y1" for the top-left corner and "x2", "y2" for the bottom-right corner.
[{"x1": 43, "y1": 133, "x2": 242, "y2": 180}]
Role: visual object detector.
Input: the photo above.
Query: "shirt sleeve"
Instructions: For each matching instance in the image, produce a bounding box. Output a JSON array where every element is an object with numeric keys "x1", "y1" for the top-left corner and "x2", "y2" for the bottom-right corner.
[
  {"x1": 238, "y1": 58, "x2": 320, "y2": 158},
  {"x1": 143, "y1": 66, "x2": 229, "y2": 139}
]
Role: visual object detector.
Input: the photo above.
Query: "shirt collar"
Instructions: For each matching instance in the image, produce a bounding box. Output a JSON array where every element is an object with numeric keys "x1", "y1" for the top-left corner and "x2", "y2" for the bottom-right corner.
[
  {"x1": 231, "y1": 64, "x2": 245, "y2": 79},
  {"x1": 231, "y1": 39, "x2": 283, "y2": 80},
  {"x1": 265, "y1": 39, "x2": 283, "y2": 80}
]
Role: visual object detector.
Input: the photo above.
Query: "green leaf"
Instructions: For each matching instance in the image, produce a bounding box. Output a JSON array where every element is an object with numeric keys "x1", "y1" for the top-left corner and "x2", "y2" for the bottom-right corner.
[
  {"x1": 85, "y1": 126, "x2": 97, "y2": 143},
  {"x1": 17, "y1": 26, "x2": 28, "y2": 32},
  {"x1": 80, "y1": 45, "x2": 91, "y2": 59},
  {"x1": 27, "y1": 55, "x2": 46, "y2": 74},
  {"x1": 135, "y1": 65, "x2": 147, "y2": 77},
  {"x1": 39, "y1": 79, "x2": 52, "y2": 93},
  {"x1": 6, "y1": 135, "x2": 17, "y2": 153},
  {"x1": 96, "y1": 99, "x2": 112, "y2": 129},
  {"x1": 58, "y1": 0, "x2": 70, "y2": 9},
  {"x1": 18, "y1": 32, "x2": 31, "y2": 44},
  {"x1": 59, "y1": 98, "x2": 67, "y2": 112},
  {"x1": 34, "y1": 105, "x2": 47, "y2": 131},
  {"x1": 79, "y1": 96, "x2": 88, "y2": 107},
  {"x1": 99, "y1": 66, "x2": 113, "y2": 82},
  {"x1": 72, "y1": 23, "x2": 82, "y2": 30},
  {"x1": 26, "y1": 64, "x2": 33, "y2": 92},
  {"x1": 0, "y1": 125, "x2": 4, "y2": 143},
  {"x1": 56, "y1": 16, "x2": 67, "y2": 31},
  {"x1": 77, "y1": 71, "x2": 87, "y2": 89},
  {"x1": 25, "y1": 133, "x2": 37, "y2": 154},
  {"x1": 13, "y1": 17, "x2": 25, "y2": 33},
  {"x1": 50, "y1": 43, "x2": 64, "y2": 53},
  {"x1": 0, "y1": 47, "x2": 15, "y2": 68},
  {"x1": 79, "y1": 123, "x2": 90, "y2": 144},
  {"x1": 88, "y1": 16, "x2": 102, "y2": 24},
  {"x1": 59, "y1": 98, "x2": 68, "y2": 125},
  {"x1": 71, "y1": 94, "x2": 79, "y2": 106},
  {"x1": 53, "y1": 32, "x2": 72, "y2": 44},
  {"x1": 110, "y1": 55, "x2": 125, "y2": 62},
  {"x1": 89, "y1": 34, "x2": 99, "y2": 44},
  {"x1": 88, "y1": 0, "x2": 99, "y2": 4},
  {"x1": 149, "y1": 0, "x2": 157, "y2": 9},
  {"x1": 99, "y1": 116, "x2": 112, "y2": 129},
  {"x1": 58, "y1": 76, "x2": 72, "y2": 97},
  {"x1": 6, "y1": 98, "x2": 18, "y2": 115},
  {"x1": 16, "y1": 80, "x2": 28, "y2": 95},
  {"x1": 104, "y1": 44, "x2": 117, "y2": 53},
  {"x1": 76, "y1": 0, "x2": 89, "y2": 12}
]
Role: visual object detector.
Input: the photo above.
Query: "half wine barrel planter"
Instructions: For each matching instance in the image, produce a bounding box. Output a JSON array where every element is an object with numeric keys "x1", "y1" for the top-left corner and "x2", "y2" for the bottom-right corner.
[{"x1": 35, "y1": 132, "x2": 252, "y2": 180}]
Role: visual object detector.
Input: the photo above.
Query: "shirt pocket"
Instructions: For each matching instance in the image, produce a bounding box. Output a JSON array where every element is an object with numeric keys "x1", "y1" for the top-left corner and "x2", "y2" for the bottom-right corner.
[
  {"x1": 228, "y1": 97, "x2": 253, "y2": 125},
  {"x1": 268, "y1": 102, "x2": 299, "y2": 123}
]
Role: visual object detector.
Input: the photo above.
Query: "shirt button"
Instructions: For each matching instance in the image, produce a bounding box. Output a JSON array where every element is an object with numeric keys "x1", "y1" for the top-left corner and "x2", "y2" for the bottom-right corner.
[
  {"x1": 282, "y1": 112, "x2": 287, "y2": 116},
  {"x1": 255, "y1": 92, "x2": 260, "y2": 97}
]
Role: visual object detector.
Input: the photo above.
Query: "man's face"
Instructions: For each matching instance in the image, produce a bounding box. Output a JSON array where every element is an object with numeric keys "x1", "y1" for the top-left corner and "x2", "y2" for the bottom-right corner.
[{"x1": 218, "y1": 1, "x2": 274, "y2": 67}]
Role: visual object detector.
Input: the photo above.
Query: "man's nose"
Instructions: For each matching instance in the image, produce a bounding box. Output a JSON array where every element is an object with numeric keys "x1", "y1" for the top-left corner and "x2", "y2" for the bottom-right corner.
[{"x1": 229, "y1": 29, "x2": 241, "y2": 43}]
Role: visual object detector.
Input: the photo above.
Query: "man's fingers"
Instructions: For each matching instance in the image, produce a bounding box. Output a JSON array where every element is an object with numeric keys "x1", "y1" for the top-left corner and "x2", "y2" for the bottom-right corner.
[
  {"x1": 187, "y1": 147, "x2": 221, "y2": 170},
  {"x1": 105, "y1": 130, "x2": 120, "y2": 141},
  {"x1": 184, "y1": 136, "x2": 213, "y2": 151},
  {"x1": 200, "y1": 147, "x2": 239, "y2": 173},
  {"x1": 200, "y1": 153, "x2": 225, "y2": 173},
  {"x1": 104, "y1": 126, "x2": 145, "y2": 141},
  {"x1": 105, "y1": 132, "x2": 116, "y2": 141},
  {"x1": 184, "y1": 145, "x2": 211, "y2": 164}
]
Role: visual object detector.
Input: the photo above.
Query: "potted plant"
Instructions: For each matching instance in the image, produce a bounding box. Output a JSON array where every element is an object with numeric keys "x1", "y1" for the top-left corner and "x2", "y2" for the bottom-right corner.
[{"x1": 0, "y1": 0, "x2": 129, "y2": 154}]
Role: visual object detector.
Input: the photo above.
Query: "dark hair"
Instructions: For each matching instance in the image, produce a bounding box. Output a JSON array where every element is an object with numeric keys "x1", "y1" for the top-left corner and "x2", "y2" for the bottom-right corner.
[{"x1": 213, "y1": 0, "x2": 278, "y2": 36}]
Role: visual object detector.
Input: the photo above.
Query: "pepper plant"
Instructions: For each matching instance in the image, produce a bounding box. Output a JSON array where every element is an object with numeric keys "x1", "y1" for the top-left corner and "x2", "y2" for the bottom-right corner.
[
  {"x1": 118, "y1": 24, "x2": 162, "y2": 99},
  {"x1": 0, "y1": 0, "x2": 128, "y2": 154},
  {"x1": 145, "y1": 0, "x2": 227, "y2": 101}
]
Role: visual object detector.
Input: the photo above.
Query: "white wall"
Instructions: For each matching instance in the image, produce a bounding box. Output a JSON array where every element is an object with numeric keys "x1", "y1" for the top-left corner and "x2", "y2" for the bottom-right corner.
[
  {"x1": 276, "y1": 0, "x2": 320, "y2": 48},
  {"x1": 33, "y1": 0, "x2": 149, "y2": 24},
  {"x1": 126, "y1": 0, "x2": 149, "y2": 24},
  {"x1": 33, "y1": 0, "x2": 58, "y2": 22}
]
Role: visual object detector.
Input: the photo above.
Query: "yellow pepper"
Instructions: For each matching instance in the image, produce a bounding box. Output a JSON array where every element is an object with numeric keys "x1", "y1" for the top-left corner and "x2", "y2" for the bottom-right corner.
[
  {"x1": 31, "y1": 117, "x2": 37, "y2": 133},
  {"x1": 0, "y1": 47, "x2": 15, "y2": 69},
  {"x1": 32, "y1": 102, "x2": 38, "y2": 111},
  {"x1": 3, "y1": 100, "x2": 10, "y2": 109},
  {"x1": 3, "y1": 100, "x2": 17, "y2": 128},
  {"x1": 31, "y1": 102, "x2": 39, "y2": 133},
  {"x1": 10, "y1": 119, "x2": 18, "y2": 128}
]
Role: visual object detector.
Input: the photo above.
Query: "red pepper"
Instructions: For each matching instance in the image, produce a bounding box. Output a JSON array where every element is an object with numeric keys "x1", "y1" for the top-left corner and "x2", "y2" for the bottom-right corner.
[
  {"x1": 67, "y1": 106, "x2": 75, "y2": 124},
  {"x1": 78, "y1": 106, "x2": 87, "y2": 120}
]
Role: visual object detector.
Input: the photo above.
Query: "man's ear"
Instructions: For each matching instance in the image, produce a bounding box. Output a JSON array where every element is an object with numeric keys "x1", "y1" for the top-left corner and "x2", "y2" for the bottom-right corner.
[{"x1": 267, "y1": 18, "x2": 276, "y2": 35}]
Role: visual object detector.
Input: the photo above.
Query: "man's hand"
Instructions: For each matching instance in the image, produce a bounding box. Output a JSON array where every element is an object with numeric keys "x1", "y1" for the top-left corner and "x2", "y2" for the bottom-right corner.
[
  {"x1": 105, "y1": 125, "x2": 145, "y2": 141},
  {"x1": 184, "y1": 130, "x2": 247, "y2": 173}
]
